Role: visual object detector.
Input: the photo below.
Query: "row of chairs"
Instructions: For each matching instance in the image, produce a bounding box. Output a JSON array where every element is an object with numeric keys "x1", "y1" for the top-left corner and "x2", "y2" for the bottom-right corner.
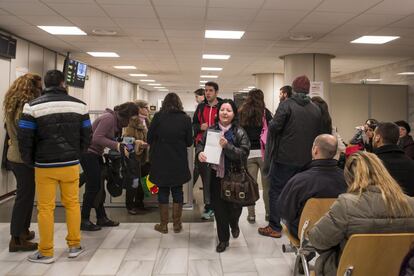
[{"x1": 281, "y1": 198, "x2": 414, "y2": 276}]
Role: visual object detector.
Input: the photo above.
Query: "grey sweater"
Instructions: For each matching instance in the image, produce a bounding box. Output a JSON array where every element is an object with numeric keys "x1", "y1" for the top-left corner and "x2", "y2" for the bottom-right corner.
[{"x1": 88, "y1": 109, "x2": 120, "y2": 155}]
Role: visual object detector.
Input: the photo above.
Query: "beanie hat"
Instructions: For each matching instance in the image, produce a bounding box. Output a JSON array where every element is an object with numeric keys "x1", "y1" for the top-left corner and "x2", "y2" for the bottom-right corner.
[
  {"x1": 395, "y1": 120, "x2": 411, "y2": 133},
  {"x1": 292, "y1": 75, "x2": 310, "y2": 94}
]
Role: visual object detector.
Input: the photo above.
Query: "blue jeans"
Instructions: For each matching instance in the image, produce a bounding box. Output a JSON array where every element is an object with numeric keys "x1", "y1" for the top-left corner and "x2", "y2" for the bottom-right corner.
[
  {"x1": 158, "y1": 186, "x2": 183, "y2": 204},
  {"x1": 268, "y1": 162, "x2": 301, "y2": 231}
]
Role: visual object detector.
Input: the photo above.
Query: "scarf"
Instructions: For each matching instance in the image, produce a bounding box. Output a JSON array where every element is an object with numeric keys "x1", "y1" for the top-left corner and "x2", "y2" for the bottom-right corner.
[
  {"x1": 139, "y1": 114, "x2": 147, "y2": 128},
  {"x1": 212, "y1": 123, "x2": 234, "y2": 178}
]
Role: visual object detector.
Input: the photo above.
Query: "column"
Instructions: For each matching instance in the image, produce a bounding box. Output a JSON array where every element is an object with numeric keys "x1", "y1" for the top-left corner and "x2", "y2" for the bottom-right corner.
[
  {"x1": 281, "y1": 53, "x2": 334, "y2": 104},
  {"x1": 254, "y1": 73, "x2": 284, "y2": 113}
]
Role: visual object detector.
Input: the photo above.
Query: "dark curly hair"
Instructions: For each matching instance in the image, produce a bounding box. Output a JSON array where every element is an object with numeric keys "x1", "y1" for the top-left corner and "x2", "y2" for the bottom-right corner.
[
  {"x1": 238, "y1": 88, "x2": 265, "y2": 127},
  {"x1": 160, "y1": 92, "x2": 183, "y2": 113},
  {"x1": 114, "y1": 102, "x2": 139, "y2": 127}
]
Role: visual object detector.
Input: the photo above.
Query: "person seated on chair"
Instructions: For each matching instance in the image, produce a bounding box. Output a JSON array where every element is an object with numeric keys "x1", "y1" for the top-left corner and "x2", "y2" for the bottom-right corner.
[
  {"x1": 373, "y1": 122, "x2": 414, "y2": 196},
  {"x1": 278, "y1": 134, "x2": 347, "y2": 240},
  {"x1": 308, "y1": 151, "x2": 414, "y2": 276}
]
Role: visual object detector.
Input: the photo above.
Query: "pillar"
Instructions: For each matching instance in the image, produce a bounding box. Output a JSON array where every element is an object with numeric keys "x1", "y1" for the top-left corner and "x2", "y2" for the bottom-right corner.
[
  {"x1": 254, "y1": 73, "x2": 284, "y2": 113},
  {"x1": 281, "y1": 53, "x2": 334, "y2": 104}
]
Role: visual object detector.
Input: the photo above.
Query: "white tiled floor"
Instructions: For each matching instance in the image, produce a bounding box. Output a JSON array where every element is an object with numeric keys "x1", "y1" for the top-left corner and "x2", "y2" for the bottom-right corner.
[{"x1": 0, "y1": 203, "x2": 297, "y2": 276}]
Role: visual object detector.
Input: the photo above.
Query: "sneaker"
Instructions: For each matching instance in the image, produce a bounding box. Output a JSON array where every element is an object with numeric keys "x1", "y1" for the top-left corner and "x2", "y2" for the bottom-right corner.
[
  {"x1": 201, "y1": 209, "x2": 214, "y2": 220},
  {"x1": 68, "y1": 246, "x2": 84, "y2": 258},
  {"x1": 27, "y1": 251, "x2": 55, "y2": 264},
  {"x1": 258, "y1": 226, "x2": 282, "y2": 238}
]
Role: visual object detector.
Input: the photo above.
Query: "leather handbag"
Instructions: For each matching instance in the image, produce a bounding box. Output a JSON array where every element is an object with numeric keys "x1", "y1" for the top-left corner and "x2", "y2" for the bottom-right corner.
[{"x1": 220, "y1": 164, "x2": 260, "y2": 206}]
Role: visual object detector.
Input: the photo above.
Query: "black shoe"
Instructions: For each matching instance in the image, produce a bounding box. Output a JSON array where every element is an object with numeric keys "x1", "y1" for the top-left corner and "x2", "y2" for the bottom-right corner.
[
  {"x1": 97, "y1": 217, "x2": 120, "y2": 227},
  {"x1": 216, "y1": 241, "x2": 229, "y2": 253},
  {"x1": 231, "y1": 227, "x2": 240, "y2": 238},
  {"x1": 81, "y1": 220, "x2": 101, "y2": 231}
]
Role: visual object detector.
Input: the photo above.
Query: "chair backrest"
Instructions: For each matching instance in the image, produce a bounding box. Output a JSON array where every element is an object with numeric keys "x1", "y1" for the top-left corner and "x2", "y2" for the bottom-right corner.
[
  {"x1": 298, "y1": 198, "x2": 336, "y2": 239},
  {"x1": 337, "y1": 233, "x2": 414, "y2": 276}
]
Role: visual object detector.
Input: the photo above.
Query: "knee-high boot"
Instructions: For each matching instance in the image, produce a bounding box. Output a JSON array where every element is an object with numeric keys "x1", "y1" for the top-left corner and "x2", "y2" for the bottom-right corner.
[
  {"x1": 154, "y1": 204, "x2": 169, "y2": 234},
  {"x1": 173, "y1": 203, "x2": 183, "y2": 233}
]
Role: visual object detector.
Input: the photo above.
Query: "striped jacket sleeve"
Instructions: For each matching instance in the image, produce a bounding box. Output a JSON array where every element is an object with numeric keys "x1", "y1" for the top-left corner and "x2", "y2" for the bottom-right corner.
[
  {"x1": 80, "y1": 104, "x2": 92, "y2": 153},
  {"x1": 17, "y1": 103, "x2": 37, "y2": 165}
]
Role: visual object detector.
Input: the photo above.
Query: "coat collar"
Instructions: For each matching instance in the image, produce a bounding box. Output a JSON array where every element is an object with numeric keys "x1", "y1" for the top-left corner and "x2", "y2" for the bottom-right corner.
[
  {"x1": 42, "y1": 86, "x2": 67, "y2": 95},
  {"x1": 374, "y1": 144, "x2": 405, "y2": 155}
]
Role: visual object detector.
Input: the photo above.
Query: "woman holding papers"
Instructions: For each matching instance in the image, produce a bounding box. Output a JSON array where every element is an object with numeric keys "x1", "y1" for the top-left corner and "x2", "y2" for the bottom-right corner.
[
  {"x1": 196, "y1": 99, "x2": 250, "y2": 252},
  {"x1": 148, "y1": 93, "x2": 193, "y2": 234}
]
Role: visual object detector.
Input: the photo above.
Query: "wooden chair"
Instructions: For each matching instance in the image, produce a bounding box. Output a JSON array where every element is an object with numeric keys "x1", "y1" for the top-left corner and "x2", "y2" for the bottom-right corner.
[
  {"x1": 281, "y1": 198, "x2": 336, "y2": 276},
  {"x1": 337, "y1": 233, "x2": 414, "y2": 276}
]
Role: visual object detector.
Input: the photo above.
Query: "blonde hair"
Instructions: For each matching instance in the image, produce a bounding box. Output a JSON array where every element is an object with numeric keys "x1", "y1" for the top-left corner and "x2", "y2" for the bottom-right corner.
[
  {"x1": 134, "y1": 100, "x2": 148, "y2": 109},
  {"x1": 344, "y1": 151, "x2": 413, "y2": 218},
  {"x1": 3, "y1": 73, "x2": 42, "y2": 123}
]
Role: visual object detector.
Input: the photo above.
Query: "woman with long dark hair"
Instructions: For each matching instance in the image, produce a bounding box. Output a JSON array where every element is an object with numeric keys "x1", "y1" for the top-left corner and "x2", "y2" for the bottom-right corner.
[
  {"x1": 196, "y1": 99, "x2": 250, "y2": 252},
  {"x1": 81, "y1": 102, "x2": 139, "y2": 231},
  {"x1": 4, "y1": 73, "x2": 42, "y2": 252},
  {"x1": 238, "y1": 89, "x2": 272, "y2": 222},
  {"x1": 148, "y1": 93, "x2": 193, "y2": 234}
]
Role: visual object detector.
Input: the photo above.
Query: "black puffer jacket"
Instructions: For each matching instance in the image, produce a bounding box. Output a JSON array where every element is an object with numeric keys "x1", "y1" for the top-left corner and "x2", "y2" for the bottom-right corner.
[
  {"x1": 269, "y1": 93, "x2": 322, "y2": 167},
  {"x1": 18, "y1": 86, "x2": 91, "y2": 167}
]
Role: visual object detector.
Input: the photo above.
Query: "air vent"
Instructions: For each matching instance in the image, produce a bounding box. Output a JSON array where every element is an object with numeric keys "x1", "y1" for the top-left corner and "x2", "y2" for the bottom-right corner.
[{"x1": 91, "y1": 29, "x2": 118, "y2": 36}]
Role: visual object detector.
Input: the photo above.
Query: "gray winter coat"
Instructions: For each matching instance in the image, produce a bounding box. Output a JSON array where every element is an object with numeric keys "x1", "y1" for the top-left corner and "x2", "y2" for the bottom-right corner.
[{"x1": 308, "y1": 186, "x2": 414, "y2": 276}]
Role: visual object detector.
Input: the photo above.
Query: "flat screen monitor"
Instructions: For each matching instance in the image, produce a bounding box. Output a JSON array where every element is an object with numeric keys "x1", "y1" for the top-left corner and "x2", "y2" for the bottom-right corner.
[{"x1": 64, "y1": 58, "x2": 87, "y2": 88}]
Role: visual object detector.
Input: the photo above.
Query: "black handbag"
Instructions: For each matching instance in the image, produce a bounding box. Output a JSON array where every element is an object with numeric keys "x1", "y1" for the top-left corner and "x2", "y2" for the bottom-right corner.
[{"x1": 220, "y1": 163, "x2": 260, "y2": 206}]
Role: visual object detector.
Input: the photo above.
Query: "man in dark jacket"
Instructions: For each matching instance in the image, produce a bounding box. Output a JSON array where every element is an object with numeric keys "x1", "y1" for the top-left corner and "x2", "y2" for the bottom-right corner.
[
  {"x1": 278, "y1": 134, "x2": 347, "y2": 239},
  {"x1": 18, "y1": 70, "x2": 91, "y2": 263},
  {"x1": 373, "y1": 122, "x2": 414, "y2": 196},
  {"x1": 259, "y1": 75, "x2": 322, "y2": 238},
  {"x1": 192, "y1": 81, "x2": 223, "y2": 220}
]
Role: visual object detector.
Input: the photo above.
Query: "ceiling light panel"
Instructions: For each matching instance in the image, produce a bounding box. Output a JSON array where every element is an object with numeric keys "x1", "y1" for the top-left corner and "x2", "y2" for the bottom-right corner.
[
  {"x1": 351, "y1": 36, "x2": 399, "y2": 44},
  {"x1": 205, "y1": 30, "x2": 245, "y2": 39},
  {"x1": 398, "y1": 72, "x2": 414, "y2": 75},
  {"x1": 201, "y1": 67, "x2": 223, "y2": 71},
  {"x1": 129, "y1": 74, "x2": 148, "y2": 77},
  {"x1": 140, "y1": 79, "x2": 156, "y2": 82},
  {"x1": 200, "y1": 75, "x2": 218, "y2": 78},
  {"x1": 38, "y1": 26, "x2": 86, "y2": 35},
  {"x1": 202, "y1": 54, "x2": 230, "y2": 60},
  {"x1": 87, "y1": 52, "x2": 119, "y2": 57},
  {"x1": 148, "y1": 83, "x2": 161, "y2": 86}
]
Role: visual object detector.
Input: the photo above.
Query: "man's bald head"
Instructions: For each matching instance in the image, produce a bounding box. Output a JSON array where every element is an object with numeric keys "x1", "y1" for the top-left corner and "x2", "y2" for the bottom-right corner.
[{"x1": 312, "y1": 134, "x2": 338, "y2": 160}]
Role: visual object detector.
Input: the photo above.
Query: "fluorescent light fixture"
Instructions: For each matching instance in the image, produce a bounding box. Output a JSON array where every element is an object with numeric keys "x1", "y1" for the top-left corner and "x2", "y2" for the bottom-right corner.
[
  {"x1": 129, "y1": 73, "x2": 148, "y2": 77},
  {"x1": 200, "y1": 75, "x2": 218, "y2": 78},
  {"x1": 248, "y1": 86, "x2": 255, "y2": 89},
  {"x1": 38, "y1": 26, "x2": 86, "y2": 35},
  {"x1": 200, "y1": 85, "x2": 205, "y2": 87},
  {"x1": 351, "y1": 36, "x2": 399, "y2": 44},
  {"x1": 205, "y1": 30, "x2": 245, "y2": 39},
  {"x1": 238, "y1": 90, "x2": 244, "y2": 92},
  {"x1": 202, "y1": 54, "x2": 230, "y2": 60},
  {"x1": 140, "y1": 79, "x2": 155, "y2": 82},
  {"x1": 154, "y1": 87, "x2": 165, "y2": 89},
  {"x1": 365, "y1": 78, "x2": 382, "y2": 82},
  {"x1": 398, "y1": 72, "x2": 414, "y2": 75},
  {"x1": 148, "y1": 83, "x2": 161, "y2": 86},
  {"x1": 200, "y1": 80, "x2": 208, "y2": 83},
  {"x1": 159, "y1": 89, "x2": 169, "y2": 91},
  {"x1": 87, "y1": 52, "x2": 119, "y2": 57},
  {"x1": 201, "y1": 67, "x2": 223, "y2": 71},
  {"x1": 114, "y1": 65, "x2": 136, "y2": 69}
]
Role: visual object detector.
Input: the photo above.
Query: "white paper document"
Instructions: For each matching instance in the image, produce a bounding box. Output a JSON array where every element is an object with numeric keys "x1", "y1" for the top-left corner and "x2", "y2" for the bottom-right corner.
[{"x1": 204, "y1": 130, "x2": 222, "y2": 165}]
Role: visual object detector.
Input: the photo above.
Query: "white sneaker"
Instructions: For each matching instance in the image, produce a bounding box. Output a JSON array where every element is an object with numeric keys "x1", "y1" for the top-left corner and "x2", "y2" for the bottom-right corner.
[
  {"x1": 68, "y1": 246, "x2": 84, "y2": 258},
  {"x1": 27, "y1": 251, "x2": 55, "y2": 264}
]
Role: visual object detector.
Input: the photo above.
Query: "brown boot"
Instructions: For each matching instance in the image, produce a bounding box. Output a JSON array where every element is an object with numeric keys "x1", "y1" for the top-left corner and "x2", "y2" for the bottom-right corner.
[
  {"x1": 21, "y1": 229, "x2": 35, "y2": 241},
  {"x1": 154, "y1": 204, "x2": 169, "y2": 234},
  {"x1": 9, "y1": 236, "x2": 38, "y2": 252},
  {"x1": 173, "y1": 203, "x2": 183, "y2": 233}
]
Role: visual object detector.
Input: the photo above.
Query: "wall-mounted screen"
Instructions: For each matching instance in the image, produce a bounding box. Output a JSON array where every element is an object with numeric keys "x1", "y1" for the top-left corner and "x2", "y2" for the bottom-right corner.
[{"x1": 64, "y1": 58, "x2": 87, "y2": 88}]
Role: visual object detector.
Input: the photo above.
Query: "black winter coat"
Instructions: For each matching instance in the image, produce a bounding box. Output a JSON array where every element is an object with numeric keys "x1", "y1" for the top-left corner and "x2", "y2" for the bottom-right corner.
[
  {"x1": 147, "y1": 110, "x2": 193, "y2": 187},
  {"x1": 374, "y1": 144, "x2": 414, "y2": 196},
  {"x1": 18, "y1": 87, "x2": 91, "y2": 167},
  {"x1": 278, "y1": 159, "x2": 347, "y2": 236},
  {"x1": 195, "y1": 123, "x2": 250, "y2": 204},
  {"x1": 269, "y1": 93, "x2": 322, "y2": 167},
  {"x1": 398, "y1": 135, "x2": 414, "y2": 160}
]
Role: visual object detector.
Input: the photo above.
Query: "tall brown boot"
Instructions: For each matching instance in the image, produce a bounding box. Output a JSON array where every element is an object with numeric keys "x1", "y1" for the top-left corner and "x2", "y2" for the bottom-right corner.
[
  {"x1": 154, "y1": 204, "x2": 169, "y2": 234},
  {"x1": 173, "y1": 203, "x2": 183, "y2": 233}
]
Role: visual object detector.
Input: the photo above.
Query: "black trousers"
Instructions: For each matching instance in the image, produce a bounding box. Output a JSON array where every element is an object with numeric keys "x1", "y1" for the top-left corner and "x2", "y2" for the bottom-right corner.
[
  {"x1": 125, "y1": 184, "x2": 145, "y2": 210},
  {"x1": 211, "y1": 174, "x2": 242, "y2": 243},
  {"x1": 158, "y1": 186, "x2": 183, "y2": 204},
  {"x1": 80, "y1": 152, "x2": 107, "y2": 220},
  {"x1": 9, "y1": 162, "x2": 35, "y2": 237}
]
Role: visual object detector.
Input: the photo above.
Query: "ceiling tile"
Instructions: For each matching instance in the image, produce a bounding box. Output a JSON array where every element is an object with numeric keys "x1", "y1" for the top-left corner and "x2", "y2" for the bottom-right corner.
[
  {"x1": 317, "y1": 0, "x2": 381, "y2": 12},
  {"x1": 207, "y1": 8, "x2": 257, "y2": 22},
  {"x1": 19, "y1": 15, "x2": 72, "y2": 26},
  {"x1": 348, "y1": 13, "x2": 405, "y2": 27},
  {"x1": 66, "y1": 16, "x2": 116, "y2": 27},
  {"x1": 0, "y1": 2, "x2": 58, "y2": 16},
  {"x1": 206, "y1": 20, "x2": 249, "y2": 30},
  {"x1": 100, "y1": 4, "x2": 156, "y2": 18},
  {"x1": 165, "y1": 30, "x2": 204, "y2": 38},
  {"x1": 152, "y1": 0, "x2": 206, "y2": 7},
  {"x1": 160, "y1": 19, "x2": 204, "y2": 31},
  {"x1": 155, "y1": 6, "x2": 205, "y2": 20},
  {"x1": 96, "y1": 0, "x2": 150, "y2": 4},
  {"x1": 114, "y1": 17, "x2": 161, "y2": 29},
  {"x1": 367, "y1": 0, "x2": 414, "y2": 15},
  {"x1": 263, "y1": 0, "x2": 323, "y2": 10},
  {"x1": 0, "y1": 15, "x2": 31, "y2": 26},
  {"x1": 254, "y1": 10, "x2": 308, "y2": 23},
  {"x1": 301, "y1": 12, "x2": 356, "y2": 25},
  {"x1": 47, "y1": 3, "x2": 106, "y2": 17},
  {"x1": 209, "y1": 0, "x2": 264, "y2": 9},
  {"x1": 389, "y1": 14, "x2": 414, "y2": 28}
]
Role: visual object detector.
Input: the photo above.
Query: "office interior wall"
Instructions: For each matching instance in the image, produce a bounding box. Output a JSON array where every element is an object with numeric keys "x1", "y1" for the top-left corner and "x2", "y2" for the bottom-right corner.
[{"x1": 331, "y1": 83, "x2": 408, "y2": 143}]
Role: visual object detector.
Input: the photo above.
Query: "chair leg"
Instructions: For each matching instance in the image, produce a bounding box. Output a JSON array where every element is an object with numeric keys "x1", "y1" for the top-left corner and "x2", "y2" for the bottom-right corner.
[{"x1": 301, "y1": 254, "x2": 311, "y2": 276}]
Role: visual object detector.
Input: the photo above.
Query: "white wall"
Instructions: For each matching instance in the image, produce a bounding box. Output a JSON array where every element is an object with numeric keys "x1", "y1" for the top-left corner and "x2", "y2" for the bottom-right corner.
[{"x1": 0, "y1": 33, "x2": 135, "y2": 196}]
